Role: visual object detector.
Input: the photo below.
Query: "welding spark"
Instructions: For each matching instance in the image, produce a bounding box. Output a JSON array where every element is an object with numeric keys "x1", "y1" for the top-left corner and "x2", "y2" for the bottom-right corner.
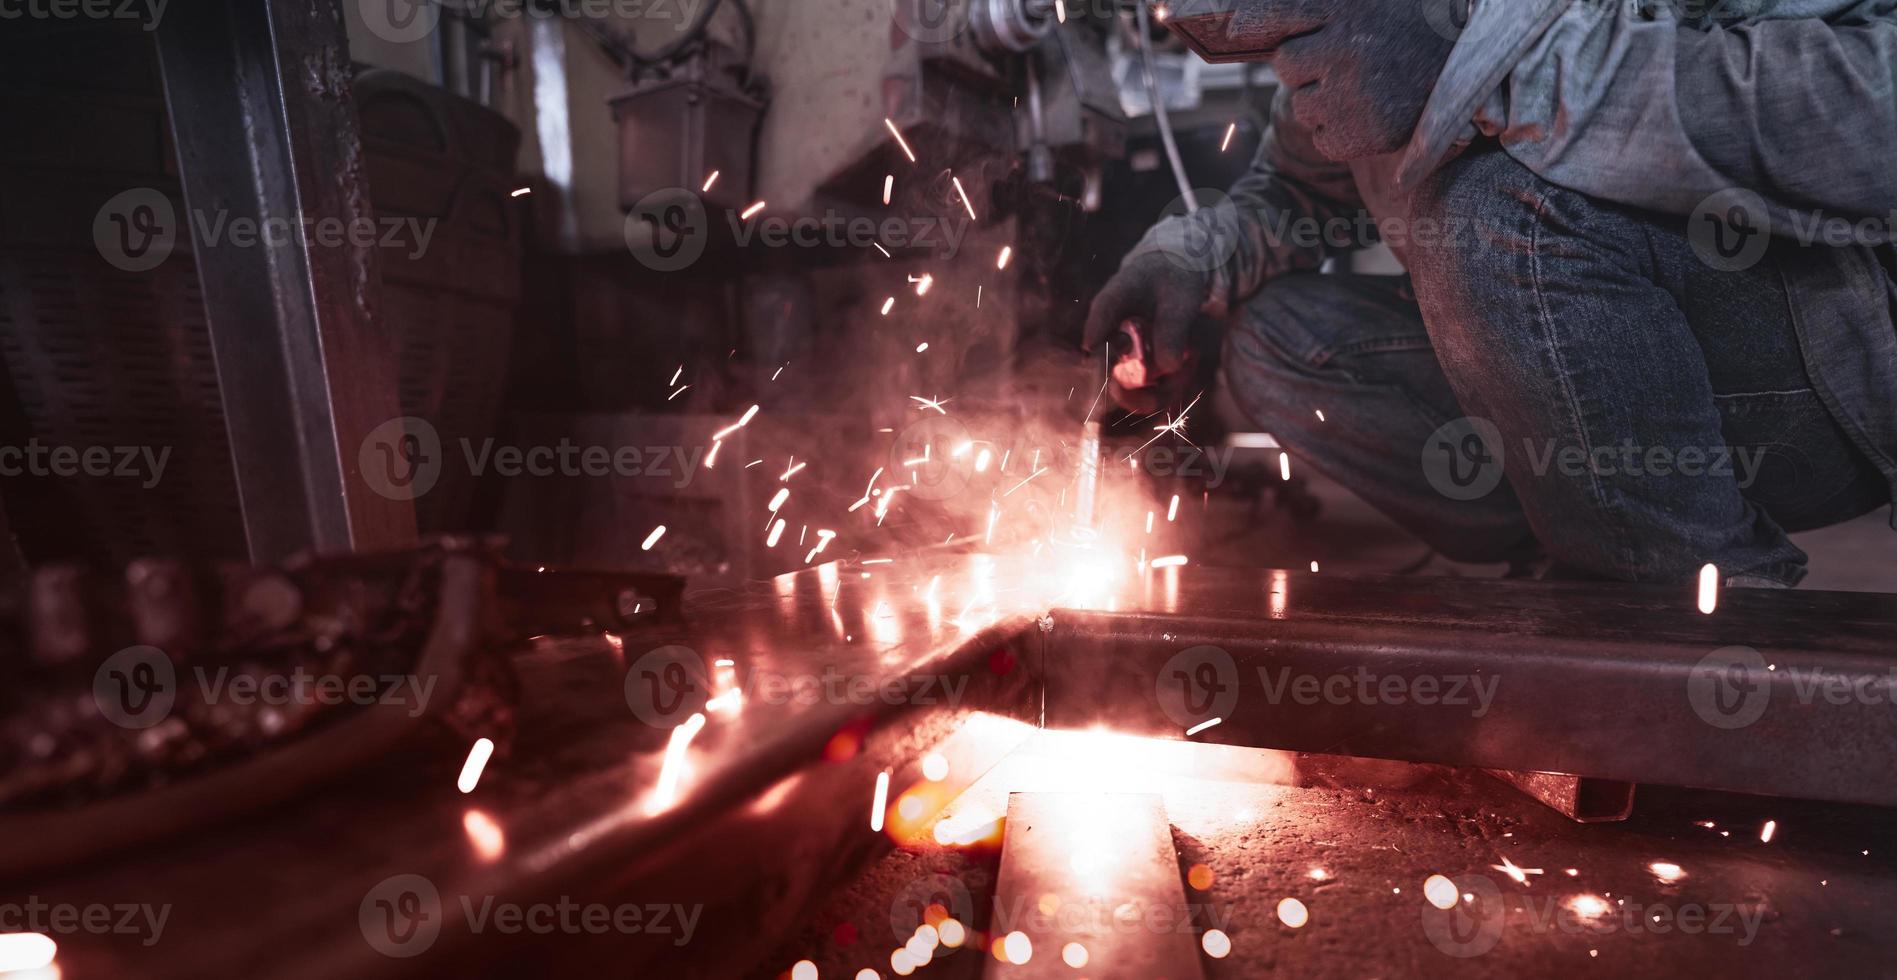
[
  {"x1": 712, "y1": 404, "x2": 761, "y2": 442},
  {"x1": 648, "y1": 712, "x2": 707, "y2": 815},
  {"x1": 457, "y1": 737, "x2": 495, "y2": 793},
  {"x1": 1697, "y1": 564, "x2": 1720, "y2": 614},
  {"x1": 1167, "y1": 494, "x2": 1180, "y2": 522},
  {"x1": 766, "y1": 519, "x2": 787, "y2": 548},
  {"x1": 772, "y1": 364, "x2": 786, "y2": 381},
  {"x1": 951, "y1": 176, "x2": 978, "y2": 221},
  {"x1": 884, "y1": 118, "x2": 918, "y2": 163},
  {"x1": 884, "y1": 174, "x2": 895, "y2": 205},
  {"x1": 706, "y1": 440, "x2": 724, "y2": 467},
  {"x1": 510, "y1": 187, "x2": 532, "y2": 198},
  {"x1": 975, "y1": 449, "x2": 993, "y2": 472},
  {"x1": 0, "y1": 934, "x2": 57, "y2": 973},
  {"x1": 997, "y1": 245, "x2": 1013, "y2": 270},
  {"x1": 881, "y1": 297, "x2": 896, "y2": 316},
  {"x1": 1152, "y1": 3, "x2": 1169, "y2": 21},
  {"x1": 1002, "y1": 467, "x2": 1049, "y2": 496},
  {"x1": 641, "y1": 525, "x2": 667, "y2": 551},
  {"x1": 873, "y1": 242, "x2": 892, "y2": 259},
  {"x1": 915, "y1": 273, "x2": 934, "y2": 296},
  {"x1": 849, "y1": 468, "x2": 885, "y2": 512},
  {"x1": 1146, "y1": 511, "x2": 1155, "y2": 534},
  {"x1": 1055, "y1": 0, "x2": 1066, "y2": 22},
  {"x1": 702, "y1": 170, "x2": 721, "y2": 192},
  {"x1": 1762, "y1": 820, "x2": 1778, "y2": 843},
  {"x1": 781, "y1": 459, "x2": 807, "y2": 481},
  {"x1": 767, "y1": 488, "x2": 790, "y2": 511},
  {"x1": 669, "y1": 364, "x2": 684, "y2": 386},
  {"x1": 1221, "y1": 122, "x2": 1237, "y2": 152},
  {"x1": 1310, "y1": 561, "x2": 1321, "y2": 573},
  {"x1": 1186, "y1": 717, "x2": 1222, "y2": 736},
  {"x1": 1280, "y1": 453, "x2": 1292, "y2": 481},
  {"x1": 984, "y1": 502, "x2": 999, "y2": 545},
  {"x1": 916, "y1": 342, "x2": 929, "y2": 353},
  {"x1": 667, "y1": 385, "x2": 690, "y2": 401},
  {"x1": 1316, "y1": 408, "x2": 1327, "y2": 422},
  {"x1": 1151, "y1": 555, "x2": 1188, "y2": 568},
  {"x1": 1492, "y1": 856, "x2": 1543, "y2": 885},
  {"x1": 739, "y1": 201, "x2": 767, "y2": 221},
  {"x1": 909, "y1": 395, "x2": 950, "y2": 414},
  {"x1": 870, "y1": 770, "x2": 891, "y2": 831}
]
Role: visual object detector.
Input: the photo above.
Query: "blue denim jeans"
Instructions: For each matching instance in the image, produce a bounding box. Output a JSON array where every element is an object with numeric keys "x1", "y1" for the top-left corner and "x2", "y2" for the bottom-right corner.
[{"x1": 1220, "y1": 149, "x2": 1888, "y2": 586}]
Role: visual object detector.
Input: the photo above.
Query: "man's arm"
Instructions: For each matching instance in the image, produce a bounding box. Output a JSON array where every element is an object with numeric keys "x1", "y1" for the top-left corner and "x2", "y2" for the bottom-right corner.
[
  {"x1": 1674, "y1": 15, "x2": 1897, "y2": 220},
  {"x1": 1481, "y1": 1, "x2": 1897, "y2": 226},
  {"x1": 1114, "y1": 88, "x2": 1367, "y2": 322},
  {"x1": 1084, "y1": 88, "x2": 1372, "y2": 390}
]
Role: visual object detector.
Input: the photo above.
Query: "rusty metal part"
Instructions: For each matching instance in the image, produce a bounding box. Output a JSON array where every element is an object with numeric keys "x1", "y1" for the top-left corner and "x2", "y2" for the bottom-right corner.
[
  {"x1": 154, "y1": 0, "x2": 416, "y2": 562},
  {"x1": 1487, "y1": 770, "x2": 1637, "y2": 824},
  {"x1": 1044, "y1": 567, "x2": 1897, "y2": 808},
  {"x1": 0, "y1": 541, "x2": 676, "y2": 874},
  {"x1": 0, "y1": 554, "x2": 491, "y2": 876},
  {"x1": 986, "y1": 792, "x2": 1207, "y2": 979},
  {"x1": 20, "y1": 555, "x2": 1040, "y2": 980}
]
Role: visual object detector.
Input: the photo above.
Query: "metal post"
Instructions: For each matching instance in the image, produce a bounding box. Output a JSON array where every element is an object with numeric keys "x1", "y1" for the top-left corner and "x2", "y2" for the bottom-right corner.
[{"x1": 155, "y1": 0, "x2": 417, "y2": 563}]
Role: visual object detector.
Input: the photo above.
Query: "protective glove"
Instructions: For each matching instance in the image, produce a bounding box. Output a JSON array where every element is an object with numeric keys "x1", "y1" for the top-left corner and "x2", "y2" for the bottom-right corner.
[
  {"x1": 1081, "y1": 248, "x2": 1215, "y2": 398},
  {"x1": 1243, "y1": 0, "x2": 1462, "y2": 161}
]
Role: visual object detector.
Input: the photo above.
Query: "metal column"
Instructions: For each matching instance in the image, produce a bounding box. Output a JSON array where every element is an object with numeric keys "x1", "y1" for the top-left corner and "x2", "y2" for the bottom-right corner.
[{"x1": 155, "y1": 0, "x2": 416, "y2": 563}]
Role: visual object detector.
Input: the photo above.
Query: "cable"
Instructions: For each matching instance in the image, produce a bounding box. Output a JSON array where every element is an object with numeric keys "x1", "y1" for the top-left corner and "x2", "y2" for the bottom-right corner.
[{"x1": 1133, "y1": 1, "x2": 1197, "y2": 213}]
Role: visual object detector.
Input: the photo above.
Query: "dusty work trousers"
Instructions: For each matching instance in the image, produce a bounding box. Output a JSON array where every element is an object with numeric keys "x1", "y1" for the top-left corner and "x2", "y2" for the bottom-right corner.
[{"x1": 1219, "y1": 148, "x2": 1888, "y2": 586}]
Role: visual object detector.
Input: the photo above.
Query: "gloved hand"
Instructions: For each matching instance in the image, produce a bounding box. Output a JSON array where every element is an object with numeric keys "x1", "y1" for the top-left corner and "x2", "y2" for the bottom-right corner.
[
  {"x1": 1082, "y1": 248, "x2": 1214, "y2": 408},
  {"x1": 1244, "y1": 0, "x2": 1461, "y2": 161}
]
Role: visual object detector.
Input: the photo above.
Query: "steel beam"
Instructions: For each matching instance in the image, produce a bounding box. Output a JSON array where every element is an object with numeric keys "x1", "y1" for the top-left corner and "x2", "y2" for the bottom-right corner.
[
  {"x1": 155, "y1": 0, "x2": 416, "y2": 562},
  {"x1": 1045, "y1": 568, "x2": 1897, "y2": 808},
  {"x1": 986, "y1": 793, "x2": 1206, "y2": 980}
]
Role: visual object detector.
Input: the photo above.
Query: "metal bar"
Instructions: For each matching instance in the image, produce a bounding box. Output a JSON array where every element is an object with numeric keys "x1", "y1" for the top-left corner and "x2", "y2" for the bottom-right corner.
[
  {"x1": 1044, "y1": 568, "x2": 1897, "y2": 808},
  {"x1": 986, "y1": 793, "x2": 1206, "y2": 980},
  {"x1": 1486, "y1": 770, "x2": 1637, "y2": 824},
  {"x1": 155, "y1": 0, "x2": 416, "y2": 563}
]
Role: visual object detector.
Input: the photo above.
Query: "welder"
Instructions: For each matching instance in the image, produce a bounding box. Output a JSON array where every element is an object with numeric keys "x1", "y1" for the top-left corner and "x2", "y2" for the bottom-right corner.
[{"x1": 1088, "y1": 0, "x2": 1897, "y2": 586}]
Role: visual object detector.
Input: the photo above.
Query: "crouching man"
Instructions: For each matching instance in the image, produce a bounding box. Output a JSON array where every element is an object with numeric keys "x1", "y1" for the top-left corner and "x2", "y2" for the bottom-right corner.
[{"x1": 1089, "y1": 0, "x2": 1897, "y2": 585}]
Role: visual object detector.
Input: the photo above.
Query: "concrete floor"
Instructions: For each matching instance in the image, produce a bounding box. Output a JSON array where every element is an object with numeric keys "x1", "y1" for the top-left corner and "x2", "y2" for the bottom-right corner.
[{"x1": 759, "y1": 735, "x2": 1897, "y2": 979}]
